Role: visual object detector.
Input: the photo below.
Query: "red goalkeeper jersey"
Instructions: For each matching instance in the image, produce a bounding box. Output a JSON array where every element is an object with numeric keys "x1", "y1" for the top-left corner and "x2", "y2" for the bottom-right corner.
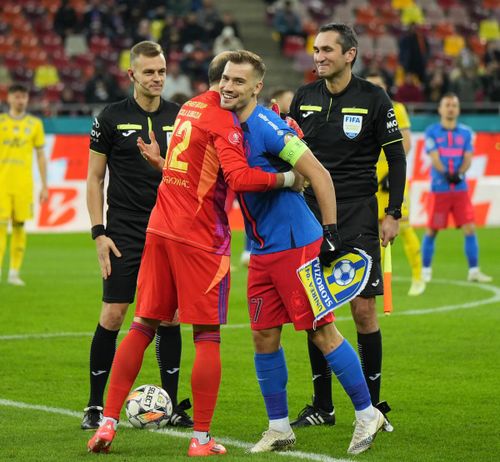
[{"x1": 147, "y1": 90, "x2": 277, "y2": 255}]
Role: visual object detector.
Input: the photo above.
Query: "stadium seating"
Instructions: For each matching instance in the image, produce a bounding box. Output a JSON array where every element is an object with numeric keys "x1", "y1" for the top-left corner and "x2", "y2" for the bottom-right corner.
[{"x1": 0, "y1": 0, "x2": 498, "y2": 109}]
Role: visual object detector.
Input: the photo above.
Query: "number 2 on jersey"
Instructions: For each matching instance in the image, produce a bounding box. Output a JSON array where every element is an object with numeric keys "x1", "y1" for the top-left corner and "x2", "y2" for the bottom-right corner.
[{"x1": 166, "y1": 119, "x2": 191, "y2": 173}]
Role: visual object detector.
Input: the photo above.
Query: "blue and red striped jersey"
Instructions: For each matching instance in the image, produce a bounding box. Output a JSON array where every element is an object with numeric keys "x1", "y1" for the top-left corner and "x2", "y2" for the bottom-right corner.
[
  {"x1": 239, "y1": 105, "x2": 322, "y2": 254},
  {"x1": 424, "y1": 123, "x2": 474, "y2": 192}
]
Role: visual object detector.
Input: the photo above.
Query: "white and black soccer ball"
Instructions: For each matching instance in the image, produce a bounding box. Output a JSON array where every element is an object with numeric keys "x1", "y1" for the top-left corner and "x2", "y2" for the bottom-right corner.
[
  {"x1": 332, "y1": 260, "x2": 356, "y2": 286},
  {"x1": 125, "y1": 384, "x2": 173, "y2": 429}
]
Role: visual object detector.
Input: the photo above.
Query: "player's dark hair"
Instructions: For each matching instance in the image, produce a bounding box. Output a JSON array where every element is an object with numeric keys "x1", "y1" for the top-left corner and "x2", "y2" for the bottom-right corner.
[
  {"x1": 318, "y1": 23, "x2": 358, "y2": 66},
  {"x1": 8, "y1": 84, "x2": 29, "y2": 94},
  {"x1": 226, "y1": 50, "x2": 266, "y2": 80},
  {"x1": 208, "y1": 51, "x2": 232, "y2": 85},
  {"x1": 130, "y1": 41, "x2": 163, "y2": 64}
]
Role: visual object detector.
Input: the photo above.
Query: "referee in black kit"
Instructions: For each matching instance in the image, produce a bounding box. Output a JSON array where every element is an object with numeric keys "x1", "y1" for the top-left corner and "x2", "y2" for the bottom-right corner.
[
  {"x1": 83, "y1": 41, "x2": 192, "y2": 430},
  {"x1": 289, "y1": 24, "x2": 406, "y2": 430}
]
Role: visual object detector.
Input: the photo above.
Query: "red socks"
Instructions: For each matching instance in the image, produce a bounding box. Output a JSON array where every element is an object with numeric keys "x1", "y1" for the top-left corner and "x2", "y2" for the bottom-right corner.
[
  {"x1": 191, "y1": 331, "x2": 221, "y2": 432},
  {"x1": 103, "y1": 322, "x2": 155, "y2": 420}
]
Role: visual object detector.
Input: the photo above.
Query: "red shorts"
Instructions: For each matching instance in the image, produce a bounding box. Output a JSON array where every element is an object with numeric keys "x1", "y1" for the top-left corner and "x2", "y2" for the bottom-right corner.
[
  {"x1": 427, "y1": 191, "x2": 474, "y2": 229},
  {"x1": 136, "y1": 233, "x2": 230, "y2": 325},
  {"x1": 247, "y1": 239, "x2": 334, "y2": 331}
]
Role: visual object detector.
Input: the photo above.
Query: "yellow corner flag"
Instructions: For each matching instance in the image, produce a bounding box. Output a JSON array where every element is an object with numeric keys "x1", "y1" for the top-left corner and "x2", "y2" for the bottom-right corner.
[
  {"x1": 383, "y1": 242, "x2": 393, "y2": 315},
  {"x1": 297, "y1": 249, "x2": 372, "y2": 323}
]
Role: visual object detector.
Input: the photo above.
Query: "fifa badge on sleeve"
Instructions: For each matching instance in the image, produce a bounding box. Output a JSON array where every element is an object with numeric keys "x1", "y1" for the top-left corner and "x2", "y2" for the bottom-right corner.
[{"x1": 297, "y1": 249, "x2": 372, "y2": 322}]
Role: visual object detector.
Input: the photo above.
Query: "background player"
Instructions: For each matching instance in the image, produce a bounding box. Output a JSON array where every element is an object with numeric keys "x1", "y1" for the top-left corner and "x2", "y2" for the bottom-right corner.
[
  {"x1": 366, "y1": 72, "x2": 425, "y2": 297},
  {"x1": 422, "y1": 93, "x2": 492, "y2": 283},
  {"x1": 289, "y1": 23, "x2": 407, "y2": 430},
  {"x1": 83, "y1": 41, "x2": 192, "y2": 430},
  {"x1": 220, "y1": 50, "x2": 385, "y2": 456},
  {"x1": 87, "y1": 52, "x2": 299, "y2": 457},
  {"x1": 0, "y1": 84, "x2": 47, "y2": 286}
]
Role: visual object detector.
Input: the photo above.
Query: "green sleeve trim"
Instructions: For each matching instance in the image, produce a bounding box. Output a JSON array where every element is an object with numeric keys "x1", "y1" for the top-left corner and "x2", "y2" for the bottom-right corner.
[
  {"x1": 341, "y1": 107, "x2": 368, "y2": 114},
  {"x1": 116, "y1": 124, "x2": 142, "y2": 129},
  {"x1": 90, "y1": 149, "x2": 107, "y2": 157},
  {"x1": 381, "y1": 137, "x2": 403, "y2": 147},
  {"x1": 299, "y1": 105, "x2": 322, "y2": 111},
  {"x1": 162, "y1": 125, "x2": 174, "y2": 131},
  {"x1": 278, "y1": 136, "x2": 308, "y2": 166}
]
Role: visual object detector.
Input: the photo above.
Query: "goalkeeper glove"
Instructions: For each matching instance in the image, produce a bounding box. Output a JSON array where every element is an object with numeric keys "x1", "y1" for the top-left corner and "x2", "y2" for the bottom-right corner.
[
  {"x1": 270, "y1": 100, "x2": 304, "y2": 139},
  {"x1": 380, "y1": 174, "x2": 390, "y2": 192},
  {"x1": 319, "y1": 224, "x2": 342, "y2": 266},
  {"x1": 445, "y1": 172, "x2": 464, "y2": 184},
  {"x1": 285, "y1": 116, "x2": 304, "y2": 139}
]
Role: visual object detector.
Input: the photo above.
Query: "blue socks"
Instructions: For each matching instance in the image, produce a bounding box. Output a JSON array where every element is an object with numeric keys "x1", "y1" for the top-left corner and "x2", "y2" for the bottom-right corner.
[
  {"x1": 325, "y1": 339, "x2": 372, "y2": 411},
  {"x1": 464, "y1": 234, "x2": 479, "y2": 268},
  {"x1": 422, "y1": 234, "x2": 436, "y2": 267},
  {"x1": 254, "y1": 348, "x2": 288, "y2": 419},
  {"x1": 423, "y1": 233, "x2": 479, "y2": 268}
]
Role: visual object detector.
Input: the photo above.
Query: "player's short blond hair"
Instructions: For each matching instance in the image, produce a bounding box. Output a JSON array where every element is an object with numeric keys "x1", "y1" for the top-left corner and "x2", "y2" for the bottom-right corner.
[{"x1": 130, "y1": 41, "x2": 163, "y2": 64}]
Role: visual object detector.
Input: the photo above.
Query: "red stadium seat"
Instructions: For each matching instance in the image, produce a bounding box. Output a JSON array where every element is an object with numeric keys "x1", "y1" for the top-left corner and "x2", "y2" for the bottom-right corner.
[
  {"x1": 1, "y1": 4, "x2": 22, "y2": 24},
  {"x1": 26, "y1": 50, "x2": 48, "y2": 70},
  {"x1": 356, "y1": 5, "x2": 377, "y2": 26},
  {"x1": 41, "y1": 34, "x2": 64, "y2": 55},
  {"x1": 435, "y1": 22, "x2": 455, "y2": 39},
  {"x1": 4, "y1": 52, "x2": 23, "y2": 70},
  {"x1": 283, "y1": 36, "x2": 305, "y2": 58},
  {"x1": 89, "y1": 36, "x2": 111, "y2": 55},
  {"x1": 50, "y1": 51, "x2": 71, "y2": 69},
  {"x1": 43, "y1": 83, "x2": 64, "y2": 102},
  {"x1": 0, "y1": 36, "x2": 15, "y2": 55}
]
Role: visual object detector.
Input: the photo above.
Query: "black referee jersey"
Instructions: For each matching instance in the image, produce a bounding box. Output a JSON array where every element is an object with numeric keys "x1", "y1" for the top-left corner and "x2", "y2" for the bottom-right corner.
[
  {"x1": 289, "y1": 75, "x2": 404, "y2": 203},
  {"x1": 89, "y1": 96, "x2": 179, "y2": 214}
]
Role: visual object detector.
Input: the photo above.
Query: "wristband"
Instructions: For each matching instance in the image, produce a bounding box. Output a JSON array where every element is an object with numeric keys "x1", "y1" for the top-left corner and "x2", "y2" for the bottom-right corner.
[
  {"x1": 283, "y1": 171, "x2": 296, "y2": 188},
  {"x1": 322, "y1": 224, "x2": 338, "y2": 236},
  {"x1": 91, "y1": 224, "x2": 106, "y2": 240}
]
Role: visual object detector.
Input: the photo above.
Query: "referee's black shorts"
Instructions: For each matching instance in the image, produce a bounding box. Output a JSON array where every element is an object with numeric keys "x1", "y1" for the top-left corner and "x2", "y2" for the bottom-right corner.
[
  {"x1": 102, "y1": 210, "x2": 150, "y2": 304},
  {"x1": 306, "y1": 194, "x2": 383, "y2": 298}
]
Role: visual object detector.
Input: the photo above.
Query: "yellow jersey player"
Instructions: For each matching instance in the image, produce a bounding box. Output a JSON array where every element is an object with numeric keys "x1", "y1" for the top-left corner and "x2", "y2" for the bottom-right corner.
[
  {"x1": 0, "y1": 84, "x2": 47, "y2": 286},
  {"x1": 366, "y1": 73, "x2": 425, "y2": 296}
]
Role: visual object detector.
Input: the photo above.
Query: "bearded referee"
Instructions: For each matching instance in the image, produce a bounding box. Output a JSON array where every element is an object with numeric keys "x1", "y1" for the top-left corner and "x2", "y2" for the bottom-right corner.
[
  {"x1": 289, "y1": 23, "x2": 406, "y2": 430},
  {"x1": 83, "y1": 41, "x2": 192, "y2": 430}
]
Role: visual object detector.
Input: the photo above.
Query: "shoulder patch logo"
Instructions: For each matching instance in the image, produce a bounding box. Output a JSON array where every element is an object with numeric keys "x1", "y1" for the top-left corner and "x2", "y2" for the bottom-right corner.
[
  {"x1": 228, "y1": 130, "x2": 242, "y2": 145},
  {"x1": 343, "y1": 115, "x2": 362, "y2": 139}
]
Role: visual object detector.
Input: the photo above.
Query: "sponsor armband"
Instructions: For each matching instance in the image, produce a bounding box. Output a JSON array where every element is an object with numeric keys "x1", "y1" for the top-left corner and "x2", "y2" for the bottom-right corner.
[{"x1": 278, "y1": 136, "x2": 308, "y2": 166}]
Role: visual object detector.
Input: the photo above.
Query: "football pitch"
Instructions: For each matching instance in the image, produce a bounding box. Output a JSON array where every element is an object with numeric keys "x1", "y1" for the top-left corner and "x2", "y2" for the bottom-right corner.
[{"x1": 1, "y1": 228, "x2": 499, "y2": 461}]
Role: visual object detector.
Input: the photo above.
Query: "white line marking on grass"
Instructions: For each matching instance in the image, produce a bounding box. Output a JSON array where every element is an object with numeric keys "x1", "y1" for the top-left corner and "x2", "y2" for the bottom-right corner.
[
  {"x1": 0, "y1": 398, "x2": 351, "y2": 462},
  {"x1": 1, "y1": 279, "x2": 498, "y2": 341}
]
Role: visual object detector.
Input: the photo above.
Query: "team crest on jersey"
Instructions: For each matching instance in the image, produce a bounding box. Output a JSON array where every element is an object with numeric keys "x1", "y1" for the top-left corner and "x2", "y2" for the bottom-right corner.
[
  {"x1": 343, "y1": 115, "x2": 362, "y2": 139},
  {"x1": 297, "y1": 249, "x2": 372, "y2": 322},
  {"x1": 228, "y1": 130, "x2": 242, "y2": 145}
]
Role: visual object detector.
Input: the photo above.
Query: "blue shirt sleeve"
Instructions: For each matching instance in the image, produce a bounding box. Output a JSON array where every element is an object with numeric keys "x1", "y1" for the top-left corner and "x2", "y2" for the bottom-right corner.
[
  {"x1": 424, "y1": 125, "x2": 438, "y2": 155},
  {"x1": 464, "y1": 127, "x2": 474, "y2": 153},
  {"x1": 257, "y1": 107, "x2": 295, "y2": 156}
]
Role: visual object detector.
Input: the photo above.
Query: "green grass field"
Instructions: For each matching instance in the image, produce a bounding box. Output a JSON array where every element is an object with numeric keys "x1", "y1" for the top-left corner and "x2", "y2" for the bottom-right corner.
[{"x1": 1, "y1": 228, "x2": 499, "y2": 461}]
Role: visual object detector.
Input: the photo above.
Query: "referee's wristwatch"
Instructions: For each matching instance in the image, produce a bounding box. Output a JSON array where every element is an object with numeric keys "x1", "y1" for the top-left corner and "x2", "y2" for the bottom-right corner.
[{"x1": 385, "y1": 207, "x2": 402, "y2": 220}]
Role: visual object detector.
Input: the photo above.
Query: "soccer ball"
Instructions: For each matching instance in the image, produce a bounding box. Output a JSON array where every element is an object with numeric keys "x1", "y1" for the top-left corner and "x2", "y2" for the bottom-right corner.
[
  {"x1": 125, "y1": 384, "x2": 173, "y2": 429},
  {"x1": 332, "y1": 260, "x2": 355, "y2": 286}
]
